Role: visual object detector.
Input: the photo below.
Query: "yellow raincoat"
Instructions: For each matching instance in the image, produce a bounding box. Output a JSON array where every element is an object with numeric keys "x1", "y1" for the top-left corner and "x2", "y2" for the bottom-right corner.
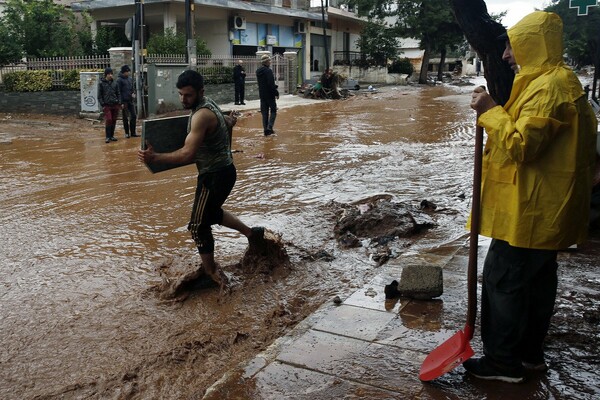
[{"x1": 477, "y1": 11, "x2": 598, "y2": 250}]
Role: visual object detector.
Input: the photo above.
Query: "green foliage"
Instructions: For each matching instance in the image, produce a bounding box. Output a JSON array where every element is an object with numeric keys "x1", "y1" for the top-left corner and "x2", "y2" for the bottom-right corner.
[
  {"x1": 147, "y1": 28, "x2": 212, "y2": 56},
  {"x1": 3, "y1": 70, "x2": 52, "y2": 92},
  {"x1": 388, "y1": 58, "x2": 414, "y2": 75},
  {"x1": 94, "y1": 26, "x2": 129, "y2": 55},
  {"x1": 0, "y1": 20, "x2": 22, "y2": 65},
  {"x1": 357, "y1": 20, "x2": 399, "y2": 67},
  {"x1": 0, "y1": 0, "x2": 83, "y2": 58},
  {"x1": 545, "y1": 0, "x2": 600, "y2": 68}
]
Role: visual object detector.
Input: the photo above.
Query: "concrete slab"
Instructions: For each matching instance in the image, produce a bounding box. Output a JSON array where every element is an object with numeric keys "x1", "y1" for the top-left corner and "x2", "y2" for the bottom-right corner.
[
  {"x1": 312, "y1": 304, "x2": 397, "y2": 342},
  {"x1": 253, "y1": 361, "x2": 407, "y2": 399}
]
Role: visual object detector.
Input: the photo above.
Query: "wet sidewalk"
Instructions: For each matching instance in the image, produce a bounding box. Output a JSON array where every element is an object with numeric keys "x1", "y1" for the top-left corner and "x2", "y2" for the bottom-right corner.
[{"x1": 203, "y1": 232, "x2": 600, "y2": 399}]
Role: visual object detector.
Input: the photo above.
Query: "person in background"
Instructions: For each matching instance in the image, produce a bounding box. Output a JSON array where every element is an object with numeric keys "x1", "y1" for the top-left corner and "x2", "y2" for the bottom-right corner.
[
  {"x1": 137, "y1": 70, "x2": 265, "y2": 291},
  {"x1": 233, "y1": 59, "x2": 246, "y2": 106},
  {"x1": 467, "y1": 11, "x2": 597, "y2": 383},
  {"x1": 256, "y1": 54, "x2": 279, "y2": 136},
  {"x1": 98, "y1": 67, "x2": 121, "y2": 143},
  {"x1": 117, "y1": 65, "x2": 138, "y2": 138}
]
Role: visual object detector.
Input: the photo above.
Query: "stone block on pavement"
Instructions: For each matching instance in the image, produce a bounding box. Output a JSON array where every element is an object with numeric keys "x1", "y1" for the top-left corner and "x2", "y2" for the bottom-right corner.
[{"x1": 397, "y1": 265, "x2": 443, "y2": 299}]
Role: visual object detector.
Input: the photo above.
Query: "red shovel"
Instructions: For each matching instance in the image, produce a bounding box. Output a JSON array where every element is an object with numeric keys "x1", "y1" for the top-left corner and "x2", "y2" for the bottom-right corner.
[{"x1": 419, "y1": 120, "x2": 484, "y2": 381}]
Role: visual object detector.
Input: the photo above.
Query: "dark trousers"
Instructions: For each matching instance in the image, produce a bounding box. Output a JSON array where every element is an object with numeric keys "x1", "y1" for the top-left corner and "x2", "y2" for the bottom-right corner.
[
  {"x1": 122, "y1": 101, "x2": 137, "y2": 136},
  {"x1": 481, "y1": 239, "x2": 558, "y2": 368},
  {"x1": 234, "y1": 81, "x2": 245, "y2": 104},
  {"x1": 260, "y1": 98, "x2": 277, "y2": 133},
  {"x1": 188, "y1": 163, "x2": 236, "y2": 254},
  {"x1": 102, "y1": 104, "x2": 120, "y2": 138}
]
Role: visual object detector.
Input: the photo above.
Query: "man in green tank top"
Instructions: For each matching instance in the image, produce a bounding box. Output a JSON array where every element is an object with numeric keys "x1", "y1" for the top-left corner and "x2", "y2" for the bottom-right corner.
[{"x1": 138, "y1": 70, "x2": 264, "y2": 291}]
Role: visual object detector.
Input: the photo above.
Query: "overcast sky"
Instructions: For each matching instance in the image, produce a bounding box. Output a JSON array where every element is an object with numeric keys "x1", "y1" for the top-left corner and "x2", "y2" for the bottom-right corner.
[{"x1": 484, "y1": 0, "x2": 553, "y2": 27}]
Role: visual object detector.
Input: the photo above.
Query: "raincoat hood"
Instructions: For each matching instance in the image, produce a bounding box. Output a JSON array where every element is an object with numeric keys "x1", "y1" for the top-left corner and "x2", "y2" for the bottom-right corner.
[
  {"x1": 505, "y1": 11, "x2": 583, "y2": 109},
  {"x1": 507, "y1": 11, "x2": 563, "y2": 73}
]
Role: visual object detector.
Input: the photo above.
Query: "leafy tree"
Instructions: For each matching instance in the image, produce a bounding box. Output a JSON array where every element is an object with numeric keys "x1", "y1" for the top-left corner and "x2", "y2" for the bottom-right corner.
[
  {"x1": 0, "y1": 0, "x2": 80, "y2": 58},
  {"x1": 146, "y1": 28, "x2": 211, "y2": 56},
  {"x1": 356, "y1": 19, "x2": 400, "y2": 67},
  {"x1": 0, "y1": 21, "x2": 22, "y2": 65},
  {"x1": 544, "y1": 0, "x2": 600, "y2": 99},
  {"x1": 346, "y1": 0, "x2": 465, "y2": 83},
  {"x1": 93, "y1": 26, "x2": 129, "y2": 55}
]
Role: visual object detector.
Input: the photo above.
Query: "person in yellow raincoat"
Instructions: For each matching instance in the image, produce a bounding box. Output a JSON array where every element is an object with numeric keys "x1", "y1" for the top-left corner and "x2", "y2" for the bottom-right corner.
[{"x1": 467, "y1": 11, "x2": 597, "y2": 383}]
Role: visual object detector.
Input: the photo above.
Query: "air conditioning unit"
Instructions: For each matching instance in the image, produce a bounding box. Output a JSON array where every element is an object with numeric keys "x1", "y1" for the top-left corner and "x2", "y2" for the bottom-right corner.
[
  {"x1": 232, "y1": 15, "x2": 246, "y2": 30},
  {"x1": 294, "y1": 20, "x2": 306, "y2": 34}
]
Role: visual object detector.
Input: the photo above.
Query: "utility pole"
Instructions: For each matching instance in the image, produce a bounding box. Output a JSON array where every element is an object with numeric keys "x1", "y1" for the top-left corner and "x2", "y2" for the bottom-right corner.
[
  {"x1": 185, "y1": 0, "x2": 197, "y2": 69},
  {"x1": 134, "y1": 0, "x2": 146, "y2": 118},
  {"x1": 320, "y1": 0, "x2": 329, "y2": 71}
]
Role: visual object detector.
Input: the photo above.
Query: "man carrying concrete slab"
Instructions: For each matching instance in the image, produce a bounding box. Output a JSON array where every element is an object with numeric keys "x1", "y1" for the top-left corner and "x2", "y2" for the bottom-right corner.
[{"x1": 138, "y1": 70, "x2": 264, "y2": 291}]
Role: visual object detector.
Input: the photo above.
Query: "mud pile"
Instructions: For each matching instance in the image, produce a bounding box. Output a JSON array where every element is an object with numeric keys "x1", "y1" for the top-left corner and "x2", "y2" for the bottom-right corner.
[
  {"x1": 331, "y1": 197, "x2": 436, "y2": 264},
  {"x1": 152, "y1": 230, "x2": 290, "y2": 300}
]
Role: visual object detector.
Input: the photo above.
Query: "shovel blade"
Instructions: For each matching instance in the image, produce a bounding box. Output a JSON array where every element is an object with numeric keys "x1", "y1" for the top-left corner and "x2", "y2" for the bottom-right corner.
[{"x1": 419, "y1": 329, "x2": 474, "y2": 381}]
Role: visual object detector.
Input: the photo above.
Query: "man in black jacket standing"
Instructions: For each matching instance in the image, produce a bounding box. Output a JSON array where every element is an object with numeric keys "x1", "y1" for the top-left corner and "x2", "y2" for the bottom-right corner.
[
  {"x1": 233, "y1": 59, "x2": 246, "y2": 105},
  {"x1": 256, "y1": 54, "x2": 278, "y2": 136},
  {"x1": 98, "y1": 68, "x2": 121, "y2": 143},
  {"x1": 117, "y1": 65, "x2": 138, "y2": 138}
]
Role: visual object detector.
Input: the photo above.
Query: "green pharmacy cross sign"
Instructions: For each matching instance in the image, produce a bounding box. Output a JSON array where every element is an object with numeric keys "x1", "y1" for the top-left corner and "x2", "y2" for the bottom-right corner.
[{"x1": 569, "y1": 0, "x2": 599, "y2": 15}]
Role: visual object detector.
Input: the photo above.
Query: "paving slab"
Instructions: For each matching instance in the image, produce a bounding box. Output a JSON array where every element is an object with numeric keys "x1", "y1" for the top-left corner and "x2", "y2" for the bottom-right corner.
[{"x1": 312, "y1": 304, "x2": 397, "y2": 342}]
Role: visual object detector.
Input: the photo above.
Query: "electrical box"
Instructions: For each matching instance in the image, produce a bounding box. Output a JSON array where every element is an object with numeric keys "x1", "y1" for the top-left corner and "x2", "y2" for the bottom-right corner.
[{"x1": 80, "y1": 71, "x2": 103, "y2": 113}]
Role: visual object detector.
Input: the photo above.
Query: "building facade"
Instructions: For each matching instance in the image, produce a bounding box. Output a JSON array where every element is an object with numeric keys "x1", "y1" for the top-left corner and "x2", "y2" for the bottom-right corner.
[{"x1": 71, "y1": 0, "x2": 365, "y2": 81}]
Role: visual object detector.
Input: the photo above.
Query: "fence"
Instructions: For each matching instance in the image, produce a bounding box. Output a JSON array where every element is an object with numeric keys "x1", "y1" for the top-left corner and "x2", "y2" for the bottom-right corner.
[
  {"x1": 146, "y1": 54, "x2": 290, "y2": 85},
  {"x1": 26, "y1": 55, "x2": 110, "y2": 88},
  {"x1": 1, "y1": 53, "x2": 293, "y2": 91}
]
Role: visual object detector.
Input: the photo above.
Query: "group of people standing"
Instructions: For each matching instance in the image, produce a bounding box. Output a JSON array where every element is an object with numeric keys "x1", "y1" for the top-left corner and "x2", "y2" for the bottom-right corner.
[
  {"x1": 97, "y1": 65, "x2": 138, "y2": 143},
  {"x1": 232, "y1": 54, "x2": 279, "y2": 136}
]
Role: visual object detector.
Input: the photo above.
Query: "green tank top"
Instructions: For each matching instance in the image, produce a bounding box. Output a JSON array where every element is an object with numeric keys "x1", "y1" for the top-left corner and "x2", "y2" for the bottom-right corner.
[{"x1": 188, "y1": 96, "x2": 233, "y2": 175}]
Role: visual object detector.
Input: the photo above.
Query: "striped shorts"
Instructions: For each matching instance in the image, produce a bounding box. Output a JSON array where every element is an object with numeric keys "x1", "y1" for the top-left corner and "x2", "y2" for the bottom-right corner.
[{"x1": 188, "y1": 163, "x2": 236, "y2": 253}]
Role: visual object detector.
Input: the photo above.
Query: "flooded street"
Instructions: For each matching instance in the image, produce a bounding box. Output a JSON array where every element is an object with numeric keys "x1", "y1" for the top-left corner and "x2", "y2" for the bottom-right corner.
[{"x1": 1, "y1": 84, "x2": 598, "y2": 399}]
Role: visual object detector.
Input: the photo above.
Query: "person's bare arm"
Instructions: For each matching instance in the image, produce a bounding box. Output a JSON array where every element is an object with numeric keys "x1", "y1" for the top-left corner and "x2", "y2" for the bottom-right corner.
[{"x1": 138, "y1": 109, "x2": 217, "y2": 165}]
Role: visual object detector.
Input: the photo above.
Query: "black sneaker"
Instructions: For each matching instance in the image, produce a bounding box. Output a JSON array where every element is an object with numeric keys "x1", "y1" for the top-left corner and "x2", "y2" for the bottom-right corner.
[
  {"x1": 234, "y1": 102, "x2": 240, "y2": 105},
  {"x1": 522, "y1": 360, "x2": 548, "y2": 371},
  {"x1": 384, "y1": 280, "x2": 401, "y2": 299},
  {"x1": 249, "y1": 227, "x2": 265, "y2": 246},
  {"x1": 110, "y1": 137, "x2": 118, "y2": 142},
  {"x1": 105, "y1": 137, "x2": 110, "y2": 143},
  {"x1": 125, "y1": 134, "x2": 130, "y2": 138},
  {"x1": 131, "y1": 134, "x2": 140, "y2": 137},
  {"x1": 241, "y1": 102, "x2": 246, "y2": 105},
  {"x1": 463, "y1": 357, "x2": 524, "y2": 383},
  {"x1": 264, "y1": 129, "x2": 275, "y2": 136}
]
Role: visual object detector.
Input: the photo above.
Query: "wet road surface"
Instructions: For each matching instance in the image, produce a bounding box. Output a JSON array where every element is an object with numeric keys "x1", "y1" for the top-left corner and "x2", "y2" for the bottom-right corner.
[{"x1": 1, "y1": 83, "x2": 598, "y2": 399}]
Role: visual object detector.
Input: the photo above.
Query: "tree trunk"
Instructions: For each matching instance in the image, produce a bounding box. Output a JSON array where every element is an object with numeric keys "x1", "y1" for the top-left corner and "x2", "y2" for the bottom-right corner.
[
  {"x1": 437, "y1": 47, "x2": 447, "y2": 82},
  {"x1": 449, "y1": 0, "x2": 514, "y2": 105},
  {"x1": 419, "y1": 39, "x2": 431, "y2": 84}
]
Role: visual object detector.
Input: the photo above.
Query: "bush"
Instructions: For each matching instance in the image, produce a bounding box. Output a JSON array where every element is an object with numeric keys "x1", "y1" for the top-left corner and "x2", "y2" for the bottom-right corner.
[
  {"x1": 388, "y1": 58, "x2": 414, "y2": 76},
  {"x1": 3, "y1": 70, "x2": 52, "y2": 92}
]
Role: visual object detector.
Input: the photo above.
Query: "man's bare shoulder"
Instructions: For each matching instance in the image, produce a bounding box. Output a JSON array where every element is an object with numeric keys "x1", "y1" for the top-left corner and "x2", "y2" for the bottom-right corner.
[{"x1": 190, "y1": 107, "x2": 218, "y2": 131}]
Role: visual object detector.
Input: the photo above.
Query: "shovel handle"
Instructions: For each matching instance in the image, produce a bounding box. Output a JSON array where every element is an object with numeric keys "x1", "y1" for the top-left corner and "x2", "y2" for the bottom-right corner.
[{"x1": 466, "y1": 122, "x2": 484, "y2": 337}]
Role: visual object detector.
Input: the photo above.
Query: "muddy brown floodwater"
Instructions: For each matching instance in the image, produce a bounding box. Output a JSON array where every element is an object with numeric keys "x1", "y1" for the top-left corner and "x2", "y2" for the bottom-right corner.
[{"x1": 1, "y1": 83, "x2": 599, "y2": 399}]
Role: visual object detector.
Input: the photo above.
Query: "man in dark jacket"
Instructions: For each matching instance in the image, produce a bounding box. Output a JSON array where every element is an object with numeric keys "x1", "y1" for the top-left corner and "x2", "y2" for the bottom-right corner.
[
  {"x1": 117, "y1": 65, "x2": 138, "y2": 138},
  {"x1": 256, "y1": 54, "x2": 279, "y2": 136},
  {"x1": 98, "y1": 67, "x2": 121, "y2": 143},
  {"x1": 232, "y1": 59, "x2": 246, "y2": 105}
]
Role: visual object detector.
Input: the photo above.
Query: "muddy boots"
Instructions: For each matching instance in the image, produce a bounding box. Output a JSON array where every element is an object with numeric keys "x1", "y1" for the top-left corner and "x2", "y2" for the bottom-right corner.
[{"x1": 105, "y1": 125, "x2": 117, "y2": 143}]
